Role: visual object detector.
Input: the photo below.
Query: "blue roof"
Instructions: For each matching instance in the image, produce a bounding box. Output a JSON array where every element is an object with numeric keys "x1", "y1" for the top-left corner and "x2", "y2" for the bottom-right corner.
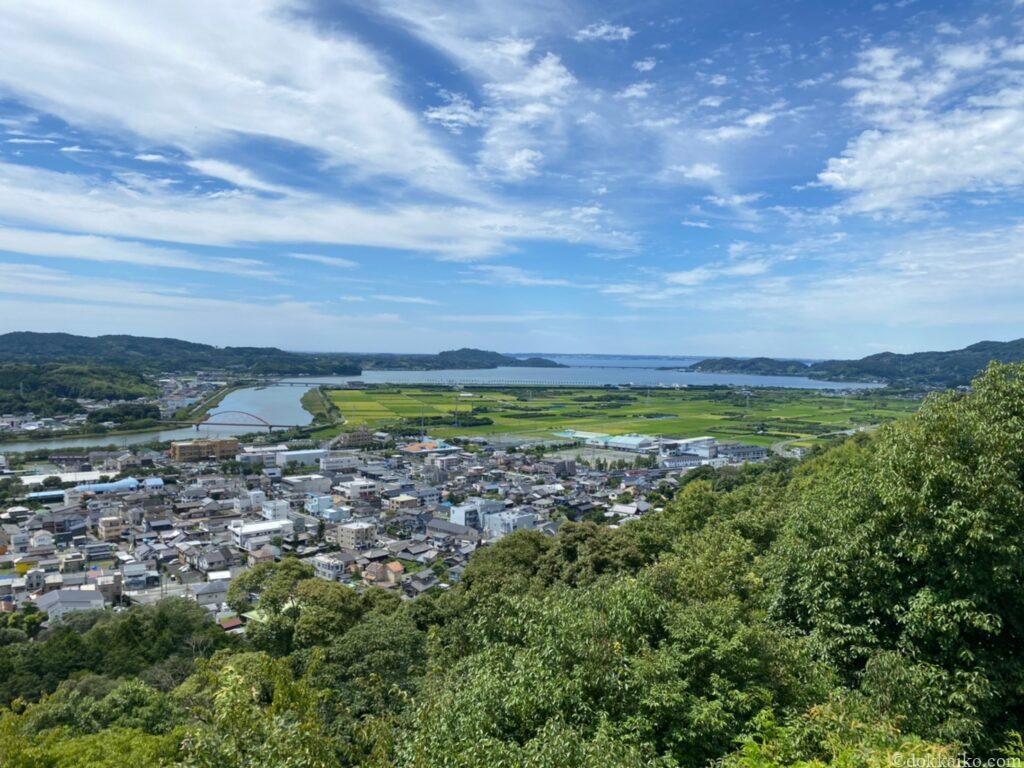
[{"x1": 73, "y1": 476, "x2": 140, "y2": 493}]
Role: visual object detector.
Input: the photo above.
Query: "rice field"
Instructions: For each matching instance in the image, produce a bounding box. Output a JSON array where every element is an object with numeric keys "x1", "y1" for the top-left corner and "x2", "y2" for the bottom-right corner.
[{"x1": 322, "y1": 386, "x2": 921, "y2": 446}]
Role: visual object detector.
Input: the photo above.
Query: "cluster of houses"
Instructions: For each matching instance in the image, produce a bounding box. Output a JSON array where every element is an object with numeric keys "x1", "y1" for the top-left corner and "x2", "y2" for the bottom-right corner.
[{"x1": 0, "y1": 430, "x2": 768, "y2": 631}]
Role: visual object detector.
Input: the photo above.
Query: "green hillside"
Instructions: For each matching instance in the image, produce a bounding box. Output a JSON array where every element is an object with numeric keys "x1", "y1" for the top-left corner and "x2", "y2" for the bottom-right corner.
[
  {"x1": 689, "y1": 337, "x2": 1024, "y2": 387},
  {"x1": 0, "y1": 332, "x2": 560, "y2": 375}
]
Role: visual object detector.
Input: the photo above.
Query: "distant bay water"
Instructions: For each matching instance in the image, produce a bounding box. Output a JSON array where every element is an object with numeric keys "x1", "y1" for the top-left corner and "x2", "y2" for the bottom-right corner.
[{"x1": 2, "y1": 355, "x2": 876, "y2": 452}]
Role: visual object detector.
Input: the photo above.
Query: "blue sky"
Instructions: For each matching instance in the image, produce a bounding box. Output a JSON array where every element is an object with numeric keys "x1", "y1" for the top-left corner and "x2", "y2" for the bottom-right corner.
[{"x1": 1, "y1": 0, "x2": 1023, "y2": 357}]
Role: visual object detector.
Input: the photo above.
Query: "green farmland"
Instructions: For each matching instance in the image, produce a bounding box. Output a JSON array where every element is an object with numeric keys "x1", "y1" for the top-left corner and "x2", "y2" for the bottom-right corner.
[{"x1": 323, "y1": 386, "x2": 921, "y2": 447}]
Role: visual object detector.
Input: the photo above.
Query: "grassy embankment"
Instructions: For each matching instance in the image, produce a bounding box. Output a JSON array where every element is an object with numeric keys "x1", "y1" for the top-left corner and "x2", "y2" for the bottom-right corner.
[{"x1": 320, "y1": 386, "x2": 920, "y2": 447}]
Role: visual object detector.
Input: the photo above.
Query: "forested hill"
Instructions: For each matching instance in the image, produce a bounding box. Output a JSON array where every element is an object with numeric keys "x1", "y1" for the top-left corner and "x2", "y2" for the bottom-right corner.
[
  {"x1": 688, "y1": 337, "x2": 1024, "y2": 386},
  {"x1": 811, "y1": 338, "x2": 1024, "y2": 386},
  {"x1": 357, "y1": 347, "x2": 565, "y2": 370},
  {"x1": 0, "y1": 332, "x2": 362, "y2": 375},
  {"x1": 681, "y1": 356, "x2": 812, "y2": 376},
  {"x1": 4, "y1": 362, "x2": 1024, "y2": 767},
  {"x1": 0, "y1": 363, "x2": 157, "y2": 416},
  {"x1": 0, "y1": 333, "x2": 563, "y2": 374}
]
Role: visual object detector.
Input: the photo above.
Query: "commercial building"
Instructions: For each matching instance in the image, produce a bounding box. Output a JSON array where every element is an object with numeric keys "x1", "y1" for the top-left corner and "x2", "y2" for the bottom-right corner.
[{"x1": 170, "y1": 438, "x2": 240, "y2": 462}]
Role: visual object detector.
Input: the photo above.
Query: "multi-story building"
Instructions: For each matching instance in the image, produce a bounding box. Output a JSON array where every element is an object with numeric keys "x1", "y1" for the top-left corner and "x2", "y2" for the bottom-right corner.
[
  {"x1": 170, "y1": 438, "x2": 240, "y2": 462},
  {"x1": 716, "y1": 442, "x2": 769, "y2": 463},
  {"x1": 337, "y1": 520, "x2": 376, "y2": 550},
  {"x1": 275, "y1": 449, "x2": 326, "y2": 469},
  {"x1": 484, "y1": 510, "x2": 536, "y2": 540},
  {"x1": 96, "y1": 516, "x2": 123, "y2": 541},
  {"x1": 228, "y1": 519, "x2": 294, "y2": 551}
]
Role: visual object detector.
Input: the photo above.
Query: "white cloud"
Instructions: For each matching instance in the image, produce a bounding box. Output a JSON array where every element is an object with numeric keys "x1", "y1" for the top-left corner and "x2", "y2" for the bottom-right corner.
[
  {"x1": 134, "y1": 153, "x2": 168, "y2": 162},
  {"x1": 465, "y1": 264, "x2": 573, "y2": 287},
  {"x1": 424, "y1": 91, "x2": 485, "y2": 134},
  {"x1": 574, "y1": 22, "x2": 634, "y2": 42},
  {"x1": 6, "y1": 137, "x2": 54, "y2": 144},
  {"x1": 633, "y1": 57, "x2": 656, "y2": 72},
  {"x1": 705, "y1": 192, "x2": 764, "y2": 207},
  {"x1": 821, "y1": 40, "x2": 1024, "y2": 213},
  {"x1": 672, "y1": 162, "x2": 722, "y2": 181},
  {"x1": 187, "y1": 158, "x2": 289, "y2": 194},
  {"x1": 0, "y1": 161, "x2": 634, "y2": 260},
  {"x1": 288, "y1": 252, "x2": 358, "y2": 269},
  {"x1": 371, "y1": 293, "x2": 439, "y2": 305},
  {"x1": 615, "y1": 82, "x2": 653, "y2": 99},
  {"x1": 477, "y1": 52, "x2": 577, "y2": 180},
  {"x1": 0, "y1": 225, "x2": 274, "y2": 278},
  {"x1": 701, "y1": 110, "x2": 779, "y2": 142},
  {"x1": 938, "y1": 43, "x2": 990, "y2": 71},
  {"x1": 681, "y1": 219, "x2": 711, "y2": 228},
  {"x1": 819, "y1": 103, "x2": 1024, "y2": 212},
  {"x1": 0, "y1": 1, "x2": 475, "y2": 199}
]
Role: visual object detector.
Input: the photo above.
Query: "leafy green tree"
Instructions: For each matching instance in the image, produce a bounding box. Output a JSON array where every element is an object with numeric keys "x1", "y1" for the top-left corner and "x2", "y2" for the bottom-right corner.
[{"x1": 767, "y1": 363, "x2": 1024, "y2": 745}]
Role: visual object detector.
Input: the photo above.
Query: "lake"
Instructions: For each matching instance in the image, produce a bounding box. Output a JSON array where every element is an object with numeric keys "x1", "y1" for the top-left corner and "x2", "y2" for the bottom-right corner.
[{"x1": 1, "y1": 356, "x2": 877, "y2": 452}]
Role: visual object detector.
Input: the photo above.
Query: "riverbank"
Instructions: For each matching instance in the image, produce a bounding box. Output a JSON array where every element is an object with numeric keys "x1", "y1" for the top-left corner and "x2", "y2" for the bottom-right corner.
[{"x1": 0, "y1": 382, "x2": 317, "y2": 454}]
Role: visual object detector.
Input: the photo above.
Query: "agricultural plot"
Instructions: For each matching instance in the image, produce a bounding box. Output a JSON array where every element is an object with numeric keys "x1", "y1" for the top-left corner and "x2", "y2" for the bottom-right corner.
[{"x1": 325, "y1": 386, "x2": 921, "y2": 447}]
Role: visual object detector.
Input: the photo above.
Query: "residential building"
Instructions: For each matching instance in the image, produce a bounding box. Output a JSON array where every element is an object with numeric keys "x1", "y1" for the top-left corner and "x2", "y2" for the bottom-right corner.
[
  {"x1": 96, "y1": 516, "x2": 123, "y2": 541},
  {"x1": 34, "y1": 589, "x2": 105, "y2": 621},
  {"x1": 484, "y1": 510, "x2": 536, "y2": 539},
  {"x1": 228, "y1": 519, "x2": 294, "y2": 551},
  {"x1": 337, "y1": 521, "x2": 376, "y2": 550},
  {"x1": 170, "y1": 438, "x2": 240, "y2": 462}
]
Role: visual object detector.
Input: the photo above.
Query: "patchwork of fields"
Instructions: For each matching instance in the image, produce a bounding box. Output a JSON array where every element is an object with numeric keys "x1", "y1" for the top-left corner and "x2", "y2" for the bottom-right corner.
[{"x1": 322, "y1": 386, "x2": 920, "y2": 447}]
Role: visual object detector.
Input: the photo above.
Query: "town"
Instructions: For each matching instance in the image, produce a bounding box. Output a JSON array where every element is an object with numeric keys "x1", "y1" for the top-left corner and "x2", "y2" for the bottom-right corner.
[{"x1": 0, "y1": 426, "x2": 768, "y2": 629}]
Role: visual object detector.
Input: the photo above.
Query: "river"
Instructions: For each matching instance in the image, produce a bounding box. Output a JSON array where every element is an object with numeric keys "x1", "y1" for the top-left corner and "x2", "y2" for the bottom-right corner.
[{"x1": 1, "y1": 356, "x2": 878, "y2": 453}]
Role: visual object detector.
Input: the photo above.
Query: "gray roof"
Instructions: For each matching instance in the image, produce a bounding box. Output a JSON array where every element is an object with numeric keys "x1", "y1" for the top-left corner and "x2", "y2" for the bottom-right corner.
[
  {"x1": 192, "y1": 580, "x2": 230, "y2": 595},
  {"x1": 35, "y1": 589, "x2": 105, "y2": 610}
]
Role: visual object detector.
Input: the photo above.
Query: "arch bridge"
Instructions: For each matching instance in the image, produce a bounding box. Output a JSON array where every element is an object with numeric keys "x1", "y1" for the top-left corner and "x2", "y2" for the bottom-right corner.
[{"x1": 195, "y1": 410, "x2": 300, "y2": 431}]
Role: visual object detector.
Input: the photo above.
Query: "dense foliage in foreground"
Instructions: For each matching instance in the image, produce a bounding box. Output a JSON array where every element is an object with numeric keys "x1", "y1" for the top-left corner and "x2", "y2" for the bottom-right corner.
[{"x1": 4, "y1": 363, "x2": 1024, "y2": 767}]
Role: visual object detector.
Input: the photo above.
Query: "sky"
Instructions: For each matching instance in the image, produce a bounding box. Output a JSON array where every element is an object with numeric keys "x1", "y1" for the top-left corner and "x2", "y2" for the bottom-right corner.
[{"x1": 0, "y1": 0, "x2": 1023, "y2": 358}]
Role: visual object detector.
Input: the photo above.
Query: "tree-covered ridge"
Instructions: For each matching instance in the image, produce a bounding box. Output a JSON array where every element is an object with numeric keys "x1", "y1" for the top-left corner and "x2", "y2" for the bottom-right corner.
[
  {"x1": 688, "y1": 337, "x2": 1024, "y2": 387},
  {"x1": 683, "y1": 356, "x2": 813, "y2": 376},
  {"x1": 0, "y1": 332, "x2": 562, "y2": 375},
  {"x1": 4, "y1": 363, "x2": 1024, "y2": 766},
  {"x1": 0, "y1": 332, "x2": 362, "y2": 375},
  {"x1": 0, "y1": 363, "x2": 157, "y2": 416}
]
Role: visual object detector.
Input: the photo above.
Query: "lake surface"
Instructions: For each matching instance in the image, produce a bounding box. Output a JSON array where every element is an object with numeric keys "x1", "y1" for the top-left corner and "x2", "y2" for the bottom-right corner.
[
  {"x1": 2, "y1": 356, "x2": 876, "y2": 452},
  {"x1": 299, "y1": 357, "x2": 871, "y2": 389}
]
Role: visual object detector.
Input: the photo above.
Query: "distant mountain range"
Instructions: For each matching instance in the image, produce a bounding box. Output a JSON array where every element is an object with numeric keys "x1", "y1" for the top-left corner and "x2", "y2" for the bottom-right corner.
[
  {"x1": 687, "y1": 338, "x2": 1024, "y2": 387},
  {"x1": 0, "y1": 333, "x2": 563, "y2": 375}
]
